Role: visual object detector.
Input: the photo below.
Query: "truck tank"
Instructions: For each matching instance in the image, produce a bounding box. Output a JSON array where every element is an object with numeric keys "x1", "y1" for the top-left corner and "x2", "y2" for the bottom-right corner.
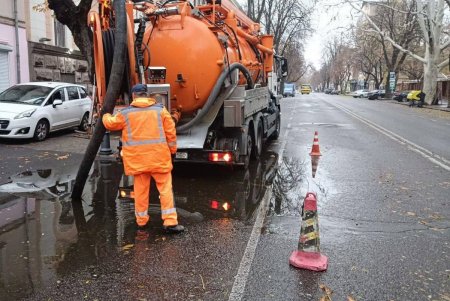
[
  {"x1": 88, "y1": 0, "x2": 284, "y2": 167},
  {"x1": 138, "y1": 0, "x2": 274, "y2": 121}
]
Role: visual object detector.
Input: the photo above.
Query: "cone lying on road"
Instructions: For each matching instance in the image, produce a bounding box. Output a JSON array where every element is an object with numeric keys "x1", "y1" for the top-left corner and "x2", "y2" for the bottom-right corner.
[
  {"x1": 289, "y1": 192, "x2": 328, "y2": 271},
  {"x1": 309, "y1": 131, "x2": 321, "y2": 156},
  {"x1": 311, "y1": 155, "x2": 320, "y2": 178}
]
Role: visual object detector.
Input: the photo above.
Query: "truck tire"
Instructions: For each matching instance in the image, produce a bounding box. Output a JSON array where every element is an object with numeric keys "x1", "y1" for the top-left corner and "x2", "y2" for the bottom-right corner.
[
  {"x1": 269, "y1": 114, "x2": 280, "y2": 140},
  {"x1": 239, "y1": 134, "x2": 252, "y2": 170},
  {"x1": 252, "y1": 122, "x2": 263, "y2": 159}
]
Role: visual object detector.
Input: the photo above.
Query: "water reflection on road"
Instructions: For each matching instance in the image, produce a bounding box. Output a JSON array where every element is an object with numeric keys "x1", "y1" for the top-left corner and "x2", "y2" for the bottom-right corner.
[{"x1": 0, "y1": 152, "x2": 279, "y2": 299}]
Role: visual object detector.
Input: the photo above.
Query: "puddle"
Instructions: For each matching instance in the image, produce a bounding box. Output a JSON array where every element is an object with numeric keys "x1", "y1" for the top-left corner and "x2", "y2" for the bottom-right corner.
[
  {"x1": 268, "y1": 156, "x2": 332, "y2": 217},
  {"x1": 0, "y1": 153, "x2": 279, "y2": 299}
]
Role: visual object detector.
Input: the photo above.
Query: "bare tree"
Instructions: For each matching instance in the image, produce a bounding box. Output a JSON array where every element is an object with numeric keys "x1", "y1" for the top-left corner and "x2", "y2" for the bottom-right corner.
[
  {"x1": 349, "y1": 0, "x2": 450, "y2": 104},
  {"x1": 283, "y1": 41, "x2": 311, "y2": 83},
  {"x1": 353, "y1": 29, "x2": 386, "y2": 89},
  {"x1": 247, "y1": 0, "x2": 266, "y2": 23},
  {"x1": 46, "y1": 0, "x2": 94, "y2": 74},
  {"x1": 263, "y1": 0, "x2": 313, "y2": 54}
]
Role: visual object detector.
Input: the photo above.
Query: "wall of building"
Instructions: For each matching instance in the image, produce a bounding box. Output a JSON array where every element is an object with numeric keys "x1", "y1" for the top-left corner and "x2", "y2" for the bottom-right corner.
[
  {"x1": 24, "y1": 0, "x2": 92, "y2": 87},
  {"x1": 0, "y1": 0, "x2": 25, "y2": 20},
  {"x1": 0, "y1": 1, "x2": 30, "y2": 89},
  {"x1": 28, "y1": 42, "x2": 90, "y2": 85}
]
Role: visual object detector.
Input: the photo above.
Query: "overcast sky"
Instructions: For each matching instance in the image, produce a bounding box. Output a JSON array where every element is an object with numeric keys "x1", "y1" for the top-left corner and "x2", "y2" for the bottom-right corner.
[{"x1": 303, "y1": 1, "x2": 355, "y2": 69}]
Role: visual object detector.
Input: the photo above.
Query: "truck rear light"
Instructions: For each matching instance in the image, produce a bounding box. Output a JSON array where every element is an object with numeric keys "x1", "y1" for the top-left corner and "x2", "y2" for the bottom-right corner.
[
  {"x1": 222, "y1": 202, "x2": 230, "y2": 211},
  {"x1": 209, "y1": 200, "x2": 231, "y2": 211},
  {"x1": 208, "y1": 152, "x2": 232, "y2": 162},
  {"x1": 119, "y1": 188, "x2": 134, "y2": 199},
  {"x1": 210, "y1": 200, "x2": 219, "y2": 209}
]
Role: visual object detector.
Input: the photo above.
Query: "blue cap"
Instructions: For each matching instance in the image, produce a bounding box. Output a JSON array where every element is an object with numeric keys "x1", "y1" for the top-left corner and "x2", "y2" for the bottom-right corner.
[{"x1": 131, "y1": 84, "x2": 147, "y2": 93}]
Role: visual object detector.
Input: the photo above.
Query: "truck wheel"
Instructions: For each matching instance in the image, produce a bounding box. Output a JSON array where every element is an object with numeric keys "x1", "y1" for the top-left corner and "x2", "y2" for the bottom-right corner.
[
  {"x1": 252, "y1": 122, "x2": 263, "y2": 159},
  {"x1": 269, "y1": 115, "x2": 280, "y2": 140},
  {"x1": 240, "y1": 134, "x2": 252, "y2": 169}
]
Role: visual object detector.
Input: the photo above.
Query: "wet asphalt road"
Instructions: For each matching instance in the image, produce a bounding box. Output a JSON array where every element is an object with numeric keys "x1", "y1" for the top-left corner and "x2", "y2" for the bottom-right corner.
[{"x1": 0, "y1": 93, "x2": 449, "y2": 300}]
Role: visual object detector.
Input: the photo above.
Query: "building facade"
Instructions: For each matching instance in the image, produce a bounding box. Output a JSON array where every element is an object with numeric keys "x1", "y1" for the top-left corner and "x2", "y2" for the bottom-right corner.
[
  {"x1": 0, "y1": 0, "x2": 30, "y2": 92},
  {"x1": 24, "y1": 0, "x2": 90, "y2": 87}
]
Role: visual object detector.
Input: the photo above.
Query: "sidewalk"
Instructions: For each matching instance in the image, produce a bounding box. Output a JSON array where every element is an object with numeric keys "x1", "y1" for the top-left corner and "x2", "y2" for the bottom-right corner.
[{"x1": 386, "y1": 98, "x2": 450, "y2": 112}]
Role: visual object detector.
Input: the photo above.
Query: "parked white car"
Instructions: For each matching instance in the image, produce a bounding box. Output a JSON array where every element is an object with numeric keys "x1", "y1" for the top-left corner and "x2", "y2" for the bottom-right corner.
[
  {"x1": 0, "y1": 82, "x2": 91, "y2": 141},
  {"x1": 350, "y1": 89, "x2": 369, "y2": 98}
]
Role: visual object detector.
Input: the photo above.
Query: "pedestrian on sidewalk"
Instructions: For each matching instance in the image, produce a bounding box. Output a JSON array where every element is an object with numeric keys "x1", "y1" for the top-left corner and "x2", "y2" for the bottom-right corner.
[{"x1": 102, "y1": 84, "x2": 185, "y2": 234}]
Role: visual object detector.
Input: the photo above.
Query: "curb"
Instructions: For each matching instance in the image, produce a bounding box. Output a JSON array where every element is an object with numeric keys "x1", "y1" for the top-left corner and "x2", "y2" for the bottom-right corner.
[{"x1": 386, "y1": 100, "x2": 450, "y2": 113}]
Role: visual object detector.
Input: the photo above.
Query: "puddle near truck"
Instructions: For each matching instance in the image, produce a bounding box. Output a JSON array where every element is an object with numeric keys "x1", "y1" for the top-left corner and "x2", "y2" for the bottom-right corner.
[{"x1": 0, "y1": 153, "x2": 278, "y2": 300}]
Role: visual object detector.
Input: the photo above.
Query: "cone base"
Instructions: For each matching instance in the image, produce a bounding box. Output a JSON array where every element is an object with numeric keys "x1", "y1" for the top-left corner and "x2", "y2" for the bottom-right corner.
[{"x1": 289, "y1": 251, "x2": 328, "y2": 271}]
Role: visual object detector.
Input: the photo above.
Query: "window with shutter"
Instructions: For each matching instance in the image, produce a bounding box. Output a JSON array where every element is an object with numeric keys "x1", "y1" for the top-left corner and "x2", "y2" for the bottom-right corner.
[{"x1": 0, "y1": 52, "x2": 10, "y2": 93}]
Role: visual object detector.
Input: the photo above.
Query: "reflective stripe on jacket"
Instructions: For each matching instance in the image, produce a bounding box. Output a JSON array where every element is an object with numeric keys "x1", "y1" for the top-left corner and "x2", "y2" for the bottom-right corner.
[{"x1": 102, "y1": 97, "x2": 177, "y2": 175}]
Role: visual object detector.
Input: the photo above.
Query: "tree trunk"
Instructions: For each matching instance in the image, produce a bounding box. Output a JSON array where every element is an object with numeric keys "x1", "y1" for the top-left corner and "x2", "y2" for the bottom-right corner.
[
  {"x1": 71, "y1": 0, "x2": 127, "y2": 200},
  {"x1": 422, "y1": 50, "x2": 438, "y2": 105},
  {"x1": 48, "y1": 0, "x2": 94, "y2": 77}
]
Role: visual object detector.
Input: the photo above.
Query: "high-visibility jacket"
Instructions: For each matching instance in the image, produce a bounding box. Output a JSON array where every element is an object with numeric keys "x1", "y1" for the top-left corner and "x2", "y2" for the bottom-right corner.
[{"x1": 102, "y1": 97, "x2": 177, "y2": 175}]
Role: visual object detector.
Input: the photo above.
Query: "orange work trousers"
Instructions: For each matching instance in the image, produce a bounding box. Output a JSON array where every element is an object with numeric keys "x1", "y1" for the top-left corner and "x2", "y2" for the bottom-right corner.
[{"x1": 133, "y1": 172, "x2": 178, "y2": 227}]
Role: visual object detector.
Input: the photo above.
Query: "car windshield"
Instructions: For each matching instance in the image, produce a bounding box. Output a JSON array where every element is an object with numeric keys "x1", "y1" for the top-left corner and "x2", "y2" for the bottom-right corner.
[{"x1": 0, "y1": 85, "x2": 53, "y2": 106}]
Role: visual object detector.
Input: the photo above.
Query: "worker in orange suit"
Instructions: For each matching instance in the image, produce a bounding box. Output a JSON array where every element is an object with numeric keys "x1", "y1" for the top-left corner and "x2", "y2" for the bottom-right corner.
[{"x1": 102, "y1": 84, "x2": 184, "y2": 233}]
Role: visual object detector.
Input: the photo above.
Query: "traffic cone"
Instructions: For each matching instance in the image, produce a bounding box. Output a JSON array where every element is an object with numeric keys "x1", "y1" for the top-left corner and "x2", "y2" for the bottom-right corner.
[
  {"x1": 311, "y1": 155, "x2": 320, "y2": 178},
  {"x1": 309, "y1": 131, "x2": 321, "y2": 156},
  {"x1": 289, "y1": 192, "x2": 328, "y2": 271}
]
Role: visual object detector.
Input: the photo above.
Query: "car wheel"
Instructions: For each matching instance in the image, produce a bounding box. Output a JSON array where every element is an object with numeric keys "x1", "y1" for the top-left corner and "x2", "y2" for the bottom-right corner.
[
  {"x1": 79, "y1": 112, "x2": 89, "y2": 131},
  {"x1": 34, "y1": 119, "x2": 49, "y2": 141}
]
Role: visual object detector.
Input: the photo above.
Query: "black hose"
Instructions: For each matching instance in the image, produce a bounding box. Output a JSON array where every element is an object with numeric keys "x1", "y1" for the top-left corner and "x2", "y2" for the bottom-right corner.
[
  {"x1": 102, "y1": 29, "x2": 130, "y2": 98},
  {"x1": 224, "y1": 23, "x2": 242, "y2": 61},
  {"x1": 102, "y1": 30, "x2": 114, "y2": 87},
  {"x1": 72, "y1": 0, "x2": 127, "y2": 200},
  {"x1": 176, "y1": 63, "x2": 253, "y2": 133}
]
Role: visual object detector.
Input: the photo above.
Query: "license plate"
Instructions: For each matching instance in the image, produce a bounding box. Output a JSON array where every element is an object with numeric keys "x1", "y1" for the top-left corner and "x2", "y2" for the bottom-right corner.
[{"x1": 175, "y1": 152, "x2": 188, "y2": 159}]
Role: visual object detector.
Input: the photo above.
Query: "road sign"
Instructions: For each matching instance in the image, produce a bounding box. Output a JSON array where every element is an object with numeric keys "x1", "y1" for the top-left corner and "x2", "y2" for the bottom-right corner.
[{"x1": 389, "y1": 71, "x2": 396, "y2": 91}]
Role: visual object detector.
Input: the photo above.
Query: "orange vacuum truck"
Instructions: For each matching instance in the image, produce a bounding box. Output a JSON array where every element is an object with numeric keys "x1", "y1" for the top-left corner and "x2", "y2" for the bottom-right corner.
[{"x1": 89, "y1": 0, "x2": 287, "y2": 168}]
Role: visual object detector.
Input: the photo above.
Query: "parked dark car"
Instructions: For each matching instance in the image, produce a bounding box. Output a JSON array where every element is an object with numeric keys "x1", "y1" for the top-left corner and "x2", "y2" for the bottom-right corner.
[
  {"x1": 330, "y1": 89, "x2": 339, "y2": 95},
  {"x1": 324, "y1": 88, "x2": 332, "y2": 94},
  {"x1": 393, "y1": 91, "x2": 410, "y2": 102},
  {"x1": 368, "y1": 89, "x2": 385, "y2": 100}
]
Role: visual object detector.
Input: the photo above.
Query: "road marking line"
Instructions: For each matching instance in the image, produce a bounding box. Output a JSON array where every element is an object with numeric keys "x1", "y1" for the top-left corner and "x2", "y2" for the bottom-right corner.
[
  {"x1": 228, "y1": 130, "x2": 289, "y2": 301},
  {"x1": 328, "y1": 100, "x2": 450, "y2": 171}
]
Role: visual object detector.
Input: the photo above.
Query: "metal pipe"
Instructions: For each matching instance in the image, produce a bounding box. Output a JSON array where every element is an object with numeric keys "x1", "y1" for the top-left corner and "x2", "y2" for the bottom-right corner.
[
  {"x1": 236, "y1": 28, "x2": 273, "y2": 55},
  {"x1": 14, "y1": 0, "x2": 21, "y2": 83}
]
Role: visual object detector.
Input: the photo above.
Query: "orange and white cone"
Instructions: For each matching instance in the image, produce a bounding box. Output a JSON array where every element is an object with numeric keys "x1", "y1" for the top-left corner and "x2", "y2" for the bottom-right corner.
[
  {"x1": 311, "y1": 155, "x2": 320, "y2": 178},
  {"x1": 309, "y1": 131, "x2": 321, "y2": 156},
  {"x1": 289, "y1": 192, "x2": 328, "y2": 271}
]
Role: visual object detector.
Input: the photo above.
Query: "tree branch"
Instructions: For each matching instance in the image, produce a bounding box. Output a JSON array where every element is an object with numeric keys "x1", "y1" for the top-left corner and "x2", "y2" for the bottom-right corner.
[
  {"x1": 348, "y1": 1, "x2": 427, "y2": 64},
  {"x1": 441, "y1": 39, "x2": 450, "y2": 51},
  {"x1": 438, "y1": 58, "x2": 449, "y2": 70}
]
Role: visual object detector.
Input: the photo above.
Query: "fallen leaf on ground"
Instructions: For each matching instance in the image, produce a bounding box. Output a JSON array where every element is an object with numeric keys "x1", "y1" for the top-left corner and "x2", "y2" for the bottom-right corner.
[
  {"x1": 406, "y1": 212, "x2": 416, "y2": 216},
  {"x1": 319, "y1": 284, "x2": 333, "y2": 301},
  {"x1": 122, "y1": 244, "x2": 134, "y2": 251},
  {"x1": 348, "y1": 296, "x2": 357, "y2": 301}
]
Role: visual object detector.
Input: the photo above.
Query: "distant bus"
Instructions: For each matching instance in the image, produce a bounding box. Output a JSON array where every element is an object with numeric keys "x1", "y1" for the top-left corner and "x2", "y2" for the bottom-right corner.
[{"x1": 301, "y1": 84, "x2": 312, "y2": 95}]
